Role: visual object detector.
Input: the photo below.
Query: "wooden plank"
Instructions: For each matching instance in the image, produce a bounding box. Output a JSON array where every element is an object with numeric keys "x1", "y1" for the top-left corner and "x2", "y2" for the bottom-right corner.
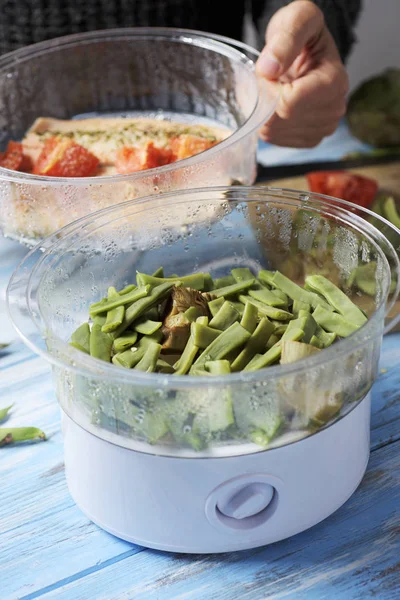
[{"x1": 27, "y1": 439, "x2": 400, "y2": 600}]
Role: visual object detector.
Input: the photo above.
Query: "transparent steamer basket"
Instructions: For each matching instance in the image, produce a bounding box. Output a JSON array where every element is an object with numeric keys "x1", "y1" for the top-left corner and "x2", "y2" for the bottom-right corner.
[{"x1": 7, "y1": 186, "x2": 400, "y2": 458}]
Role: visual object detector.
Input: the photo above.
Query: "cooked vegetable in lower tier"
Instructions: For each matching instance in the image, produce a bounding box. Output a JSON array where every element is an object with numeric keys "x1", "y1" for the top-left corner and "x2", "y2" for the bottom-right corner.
[
  {"x1": 67, "y1": 266, "x2": 374, "y2": 450},
  {"x1": 71, "y1": 267, "x2": 369, "y2": 376}
]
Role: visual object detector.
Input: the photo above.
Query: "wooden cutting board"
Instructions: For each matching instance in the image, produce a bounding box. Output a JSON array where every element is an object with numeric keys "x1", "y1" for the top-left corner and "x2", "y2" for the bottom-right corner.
[{"x1": 257, "y1": 161, "x2": 400, "y2": 198}]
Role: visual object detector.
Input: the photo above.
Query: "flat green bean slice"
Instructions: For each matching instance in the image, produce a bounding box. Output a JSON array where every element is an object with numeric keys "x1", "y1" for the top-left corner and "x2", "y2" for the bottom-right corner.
[
  {"x1": 286, "y1": 312, "x2": 317, "y2": 343},
  {"x1": 214, "y1": 275, "x2": 236, "y2": 289},
  {"x1": 231, "y1": 268, "x2": 255, "y2": 282},
  {"x1": 118, "y1": 284, "x2": 137, "y2": 295},
  {"x1": 240, "y1": 301, "x2": 258, "y2": 333},
  {"x1": 136, "y1": 271, "x2": 205, "y2": 291},
  {"x1": 191, "y1": 323, "x2": 222, "y2": 348},
  {"x1": 102, "y1": 305, "x2": 125, "y2": 333},
  {"x1": 212, "y1": 279, "x2": 255, "y2": 298},
  {"x1": 248, "y1": 288, "x2": 287, "y2": 308},
  {"x1": 313, "y1": 305, "x2": 359, "y2": 337},
  {"x1": 258, "y1": 270, "x2": 277, "y2": 287},
  {"x1": 112, "y1": 347, "x2": 144, "y2": 369},
  {"x1": 208, "y1": 297, "x2": 225, "y2": 317},
  {"x1": 70, "y1": 322, "x2": 91, "y2": 354},
  {"x1": 305, "y1": 275, "x2": 367, "y2": 328},
  {"x1": 173, "y1": 335, "x2": 199, "y2": 375},
  {"x1": 135, "y1": 341, "x2": 162, "y2": 372},
  {"x1": 0, "y1": 427, "x2": 46, "y2": 446},
  {"x1": 152, "y1": 267, "x2": 164, "y2": 278},
  {"x1": 205, "y1": 360, "x2": 231, "y2": 375},
  {"x1": 90, "y1": 285, "x2": 150, "y2": 316},
  {"x1": 209, "y1": 301, "x2": 240, "y2": 330},
  {"x1": 0, "y1": 405, "x2": 13, "y2": 423},
  {"x1": 112, "y1": 281, "x2": 178, "y2": 338},
  {"x1": 238, "y1": 295, "x2": 293, "y2": 321},
  {"x1": 113, "y1": 331, "x2": 138, "y2": 353},
  {"x1": 90, "y1": 324, "x2": 113, "y2": 362},
  {"x1": 134, "y1": 319, "x2": 162, "y2": 335},
  {"x1": 309, "y1": 325, "x2": 336, "y2": 349},
  {"x1": 184, "y1": 306, "x2": 203, "y2": 322},
  {"x1": 231, "y1": 318, "x2": 274, "y2": 371},
  {"x1": 192, "y1": 322, "x2": 251, "y2": 369},
  {"x1": 293, "y1": 299, "x2": 311, "y2": 315},
  {"x1": 244, "y1": 327, "x2": 304, "y2": 371},
  {"x1": 272, "y1": 271, "x2": 332, "y2": 311}
]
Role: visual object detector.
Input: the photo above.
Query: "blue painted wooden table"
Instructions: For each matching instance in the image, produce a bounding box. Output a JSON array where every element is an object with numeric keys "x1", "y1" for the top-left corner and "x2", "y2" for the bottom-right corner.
[{"x1": 1, "y1": 127, "x2": 399, "y2": 600}]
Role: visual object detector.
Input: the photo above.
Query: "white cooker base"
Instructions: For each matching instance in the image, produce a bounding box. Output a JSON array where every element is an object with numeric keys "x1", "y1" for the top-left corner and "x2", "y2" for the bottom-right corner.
[{"x1": 62, "y1": 393, "x2": 370, "y2": 553}]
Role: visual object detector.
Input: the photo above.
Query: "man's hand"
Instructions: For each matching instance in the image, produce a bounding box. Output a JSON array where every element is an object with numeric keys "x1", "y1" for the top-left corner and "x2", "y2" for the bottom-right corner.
[{"x1": 256, "y1": 0, "x2": 349, "y2": 147}]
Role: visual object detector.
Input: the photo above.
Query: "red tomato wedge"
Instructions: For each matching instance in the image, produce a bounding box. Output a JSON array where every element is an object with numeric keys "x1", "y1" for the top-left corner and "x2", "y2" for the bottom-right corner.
[
  {"x1": 306, "y1": 170, "x2": 378, "y2": 209},
  {"x1": 0, "y1": 141, "x2": 24, "y2": 171},
  {"x1": 115, "y1": 142, "x2": 176, "y2": 174},
  {"x1": 170, "y1": 135, "x2": 217, "y2": 160},
  {"x1": 33, "y1": 136, "x2": 99, "y2": 177}
]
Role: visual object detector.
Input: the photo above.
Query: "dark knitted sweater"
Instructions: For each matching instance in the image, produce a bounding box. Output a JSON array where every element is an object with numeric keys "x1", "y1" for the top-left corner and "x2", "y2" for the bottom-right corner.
[{"x1": 0, "y1": 0, "x2": 361, "y2": 61}]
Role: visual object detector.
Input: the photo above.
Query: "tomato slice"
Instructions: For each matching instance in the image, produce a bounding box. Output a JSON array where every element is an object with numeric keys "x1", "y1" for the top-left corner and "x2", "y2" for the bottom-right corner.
[
  {"x1": 306, "y1": 170, "x2": 378, "y2": 209},
  {"x1": 115, "y1": 146, "x2": 143, "y2": 174},
  {"x1": 33, "y1": 136, "x2": 99, "y2": 177},
  {"x1": 115, "y1": 142, "x2": 176, "y2": 174},
  {"x1": 169, "y1": 135, "x2": 217, "y2": 160},
  {"x1": 0, "y1": 141, "x2": 24, "y2": 171}
]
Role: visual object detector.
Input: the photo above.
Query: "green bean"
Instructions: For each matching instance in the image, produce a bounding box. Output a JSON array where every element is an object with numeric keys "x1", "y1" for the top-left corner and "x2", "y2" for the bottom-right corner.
[
  {"x1": 309, "y1": 325, "x2": 336, "y2": 349},
  {"x1": 258, "y1": 270, "x2": 277, "y2": 287},
  {"x1": 156, "y1": 359, "x2": 175, "y2": 374},
  {"x1": 90, "y1": 285, "x2": 150, "y2": 316},
  {"x1": 286, "y1": 312, "x2": 317, "y2": 343},
  {"x1": 135, "y1": 341, "x2": 162, "y2": 372},
  {"x1": 118, "y1": 284, "x2": 137, "y2": 295},
  {"x1": 212, "y1": 279, "x2": 255, "y2": 298},
  {"x1": 231, "y1": 318, "x2": 274, "y2": 371},
  {"x1": 244, "y1": 327, "x2": 304, "y2": 371},
  {"x1": 102, "y1": 305, "x2": 125, "y2": 333},
  {"x1": 192, "y1": 322, "x2": 251, "y2": 369},
  {"x1": 0, "y1": 427, "x2": 46, "y2": 446},
  {"x1": 113, "y1": 331, "x2": 138, "y2": 353},
  {"x1": 293, "y1": 299, "x2": 311, "y2": 315},
  {"x1": 238, "y1": 295, "x2": 294, "y2": 321},
  {"x1": 273, "y1": 323, "x2": 288, "y2": 336},
  {"x1": 190, "y1": 322, "x2": 222, "y2": 348},
  {"x1": 231, "y1": 267, "x2": 255, "y2": 282},
  {"x1": 173, "y1": 336, "x2": 199, "y2": 375},
  {"x1": 203, "y1": 273, "x2": 215, "y2": 292},
  {"x1": 272, "y1": 271, "x2": 332, "y2": 311},
  {"x1": 113, "y1": 281, "x2": 178, "y2": 337},
  {"x1": 208, "y1": 297, "x2": 225, "y2": 317},
  {"x1": 205, "y1": 360, "x2": 231, "y2": 375},
  {"x1": 280, "y1": 340, "x2": 321, "y2": 364},
  {"x1": 213, "y1": 275, "x2": 236, "y2": 289},
  {"x1": 143, "y1": 306, "x2": 160, "y2": 321},
  {"x1": 112, "y1": 347, "x2": 144, "y2": 368},
  {"x1": 248, "y1": 288, "x2": 287, "y2": 307},
  {"x1": 134, "y1": 319, "x2": 162, "y2": 335},
  {"x1": 90, "y1": 324, "x2": 113, "y2": 362},
  {"x1": 209, "y1": 301, "x2": 240, "y2": 330},
  {"x1": 136, "y1": 271, "x2": 205, "y2": 291},
  {"x1": 251, "y1": 428, "x2": 281, "y2": 446},
  {"x1": 0, "y1": 405, "x2": 13, "y2": 423},
  {"x1": 382, "y1": 196, "x2": 400, "y2": 229},
  {"x1": 271, "y1": 289, "x2": 289, "y2": 305},
  {"x1": 196, "y1": 316, "x2": 209, "y2": 326},
  {"x1": 184, "y1": 306, "x2": 203, "y2": 322},
  {"x1": 312, "y1": 305, "x2": 359, "y2": 337},
  {"x1": 152, "y1": 267, "x2": 164, "y2": 278},
  {"x1": 305, "y1": 275, "x2": 367, "y2": 328},
  {"x1": 112, "y1": 333, "x2": 162, "y2": 369},
  {"x1": 93, "y1": 314, "x2": 107, "y2": 328},
  {"x1": 240, "y1": 301, "x2": 258, "y2": 333},
  {"x1": 70, "y1": 322, "x2": 91, "y2": 354},
  {"x1": 266, "y1": 333, "x2": 280, "y2": 349}
]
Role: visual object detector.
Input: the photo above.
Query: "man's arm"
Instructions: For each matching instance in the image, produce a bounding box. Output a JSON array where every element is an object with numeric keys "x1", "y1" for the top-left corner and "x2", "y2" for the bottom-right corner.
[{"x1": 251, "y1": 0, "x2": 362, "y2": 62}]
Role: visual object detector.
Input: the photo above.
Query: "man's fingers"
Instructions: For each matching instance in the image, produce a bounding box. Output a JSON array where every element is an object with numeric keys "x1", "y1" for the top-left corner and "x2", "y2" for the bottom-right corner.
[{"x1": 256, "y1": 1, "x2": 325, "y2": 79}]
